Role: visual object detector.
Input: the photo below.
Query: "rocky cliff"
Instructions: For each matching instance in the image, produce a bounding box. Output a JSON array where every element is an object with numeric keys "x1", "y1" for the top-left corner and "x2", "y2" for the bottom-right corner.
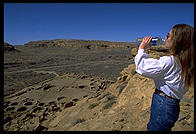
[
  {"x1": 4, "y1": 42, "x2": 19, "y2": 52},
  {"x1": 47, "y1": 46, "x2": 193, "y2": 131}
]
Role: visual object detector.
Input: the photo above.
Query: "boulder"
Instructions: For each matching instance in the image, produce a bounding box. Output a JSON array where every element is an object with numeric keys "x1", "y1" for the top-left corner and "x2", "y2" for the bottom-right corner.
[{"x1": 4, "y1": 42, "x2": 16, "y2": 51}]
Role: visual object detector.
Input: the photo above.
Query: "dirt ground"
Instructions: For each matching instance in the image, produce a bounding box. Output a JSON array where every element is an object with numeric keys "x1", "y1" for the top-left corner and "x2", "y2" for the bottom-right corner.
[{"x1": 4, "y1": 45, "x2": 133, "y2": 96}]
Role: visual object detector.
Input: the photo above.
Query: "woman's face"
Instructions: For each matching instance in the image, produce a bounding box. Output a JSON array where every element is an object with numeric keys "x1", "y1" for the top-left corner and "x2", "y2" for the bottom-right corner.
[{"x1": 165, "y1": 30, "x2": 173, "y2": 48}]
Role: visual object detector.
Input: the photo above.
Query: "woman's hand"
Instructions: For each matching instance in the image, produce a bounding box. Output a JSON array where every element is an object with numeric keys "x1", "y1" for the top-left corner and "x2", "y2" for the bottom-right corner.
[{"x1": 139, "y1": 36, "x2": 152, "y2": 49}]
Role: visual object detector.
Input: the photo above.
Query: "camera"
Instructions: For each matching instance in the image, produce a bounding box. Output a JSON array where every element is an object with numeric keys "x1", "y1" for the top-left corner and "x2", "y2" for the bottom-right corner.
[{"x1": 136, "y1": 37, "x2": 165, "y2": 46}]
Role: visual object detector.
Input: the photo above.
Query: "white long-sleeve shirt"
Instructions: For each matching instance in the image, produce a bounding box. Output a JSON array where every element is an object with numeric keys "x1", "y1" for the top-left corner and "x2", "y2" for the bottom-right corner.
[{"x1": 134, "y1": 49, "x2": 188, "y2": 100}]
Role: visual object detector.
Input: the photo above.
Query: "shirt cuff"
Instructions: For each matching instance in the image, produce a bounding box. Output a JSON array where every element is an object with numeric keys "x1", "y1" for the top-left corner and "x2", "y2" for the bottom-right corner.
[{"x1": 138, "y1": 49, "x2": 145, "y2": 54}]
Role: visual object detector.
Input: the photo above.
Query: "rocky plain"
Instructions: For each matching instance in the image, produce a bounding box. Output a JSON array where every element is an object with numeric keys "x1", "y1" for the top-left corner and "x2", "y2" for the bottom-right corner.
[{"x1": 3, "y1": 39, "x2": 194, "y2": 131}]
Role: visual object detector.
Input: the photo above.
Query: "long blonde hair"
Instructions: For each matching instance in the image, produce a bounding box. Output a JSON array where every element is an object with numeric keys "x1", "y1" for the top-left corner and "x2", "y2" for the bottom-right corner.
[{"x1": 170, "y1": 24, "x2": 194, "y2": 88}]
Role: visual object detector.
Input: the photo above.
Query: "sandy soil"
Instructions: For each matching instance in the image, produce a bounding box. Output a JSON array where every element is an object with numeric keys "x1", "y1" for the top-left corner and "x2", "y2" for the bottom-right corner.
[{"x1": 4, "y1": 46, "x2": 133, "y2": 96}]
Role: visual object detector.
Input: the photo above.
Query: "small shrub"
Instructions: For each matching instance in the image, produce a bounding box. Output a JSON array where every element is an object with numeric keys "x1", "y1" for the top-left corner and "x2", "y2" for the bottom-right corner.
[
  {"x1": 72, "y1": 118, "x2": 85, "y2": 126},
  {"x1": 97, "y1": 92, "x2": 110, "y2": 101},
  {"x1": 103, "y1": 99, "x2": 116, "y2": 110},
  {"x1": 88, "y1": 103, "x2": 99, "y2": 110},
  {"x1": 118, "y1": 81, "x2": 128, "y2": 95},
  {"x1": 103, "y1": 94, "x2": 116, "y2": 103},
  {"x1": 103, "y1": 95, "x2": 117, "y2": 110}
]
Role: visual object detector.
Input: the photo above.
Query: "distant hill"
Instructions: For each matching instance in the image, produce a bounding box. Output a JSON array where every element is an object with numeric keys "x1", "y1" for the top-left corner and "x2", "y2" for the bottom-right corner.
[{"x1": 24, "y1": 39, "x2": 137, "y2": 49}]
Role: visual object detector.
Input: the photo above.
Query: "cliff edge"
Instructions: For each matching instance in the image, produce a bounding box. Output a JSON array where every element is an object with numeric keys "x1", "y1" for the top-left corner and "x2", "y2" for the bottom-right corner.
[{"x1": 47, "y1": 46, "x2": 194, "y2": 131}]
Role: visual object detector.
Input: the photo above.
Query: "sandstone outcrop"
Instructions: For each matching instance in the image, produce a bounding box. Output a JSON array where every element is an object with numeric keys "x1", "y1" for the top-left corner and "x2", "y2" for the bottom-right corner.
[
  {"x1": 45, "y1": 46, "x2": 194, "y2": 131},
  {"x1": 4, "y1": 42, "x2": 17, "y2": 51},
  {"x1": 49, "y1": 46, "x2": 193, "y2": 131}
]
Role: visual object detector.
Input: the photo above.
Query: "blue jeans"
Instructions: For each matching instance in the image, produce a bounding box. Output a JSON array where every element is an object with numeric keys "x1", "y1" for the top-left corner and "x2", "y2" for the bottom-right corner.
[{"x1": 147, "y1": 93, "x2": 180, "y2": 131}]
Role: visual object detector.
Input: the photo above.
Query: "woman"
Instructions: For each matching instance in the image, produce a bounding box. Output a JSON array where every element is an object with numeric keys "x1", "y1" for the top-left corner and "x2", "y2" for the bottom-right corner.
[{"x1": 134, "y1": 24, "x2": 194, "y2": 131}]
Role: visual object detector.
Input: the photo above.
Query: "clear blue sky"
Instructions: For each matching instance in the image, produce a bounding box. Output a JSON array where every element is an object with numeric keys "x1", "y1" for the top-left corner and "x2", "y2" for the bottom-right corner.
[{"x1": 4, "y1": 3, "x2": 194, "y2": 45}]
